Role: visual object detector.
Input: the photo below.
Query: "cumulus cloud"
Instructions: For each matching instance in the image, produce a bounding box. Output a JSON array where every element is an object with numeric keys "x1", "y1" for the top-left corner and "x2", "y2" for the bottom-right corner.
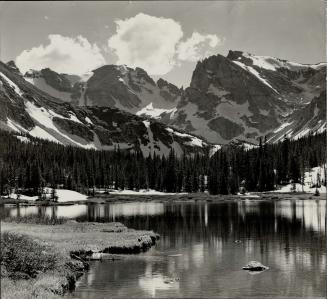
[
  {"x1": 16, "y1": 34, "x2": 105, "y2": 75},
  {"x1": 108, "y1": 14, "x2": 223, "y2": 75},
  {"x1": 176, "y1": 32, "x2": 222, "y2": 62},
  {"x1": 108, "y1": 13, "x2": 183, "y2": 75}
]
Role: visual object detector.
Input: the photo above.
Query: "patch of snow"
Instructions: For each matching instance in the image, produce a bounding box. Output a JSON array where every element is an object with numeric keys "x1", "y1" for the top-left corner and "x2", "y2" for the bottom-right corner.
[
  {"x1": 143, "y1": 120, "x2": 150, "y2": 128},
  {"x1": 142, "y1": 120, "x2": 155, "y2": 157},
  {"x1": 275, "y1": 183, "x2": 326, "y2": 194},
  {"x1": 56, "y1": 189, "x2": 88, "y2": 202},
  {"x1": 243, "y1": 52, "x2": 324, "y2": 72},
  {"x1": 166, "y1": 127, "x2": 204, "y2": 148},
  {"x1": 188, "y1": 136, "x2": 203, "y2": 147},
  {"x1": 136, "y1": 103, "x2": 177, "y2": 120},
  {"x1": 273, "y1": 121, "x2": 293, "y2": 133},
  {"x1": 233, "y1": 61, "x2": 279, "y2": 93},
  {"x1": 25, "y1": 101, "x2": 96, "y2": 149},
  {"x1": 10, "y1": 189, "x2": 88, "y2": 202},
  {"x1": 16, "y1": 136, "x2": 30, "y2": 143},
  {"x1": 29, "y1": 126, "x2": 62, "y2": 144},
  {"x1": 317, "y1": 122, "x2": 326, "y2": 134},
  {"x1": 237, "y1": 193, "x2": 260, "y2": 198},
  {"x1": 26, "y1": 101, "x2": 62, "y2": 129},
  {"x1": 0, "y1": 72, "x2": 23, "y2": 96},
  {"x1": 243, "y1": 53, "x2": 277, "y2": 71},
  {"x1": 9, "y1": 193, "x2": 38, "y2": 201},
  {"x1": 85, "y1": 116, "x2": 93, "y2": 125},
  {"x1": 293, "y1": 128, "x2": 311, "y2": 140},
  {"x1": 110, "y1": 189, "x2": 187, "y2": 196},
  {"x1": 309, "y1": 62, "x2": 327, "y2": 70},
  {"x1": 68, "y1": 113, "x2": 83, "y2": 124},
  {"x1": 209, "y1": 144, "x2": 222, "y2": 157},
  {"x1": 274, "y1": 165, "x2": 326, "y2": 193},
  {"x1": 242, "y1": 142, "x2": 258, "y2": 150},
  {"x1": 283, "y1": 128, "x2": 293, "y2": 138}
]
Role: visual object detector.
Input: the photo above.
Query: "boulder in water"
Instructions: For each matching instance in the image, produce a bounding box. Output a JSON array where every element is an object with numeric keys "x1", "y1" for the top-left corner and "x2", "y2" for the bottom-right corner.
[{"x1": 242, "y1": 261, "x2": 269, "y2": 271}]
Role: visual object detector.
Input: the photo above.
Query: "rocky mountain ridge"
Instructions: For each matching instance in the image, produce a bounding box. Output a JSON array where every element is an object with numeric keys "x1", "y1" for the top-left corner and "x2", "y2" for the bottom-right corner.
[
  {"x1": 0, "y1": 61, "x2": 214, "y2": 157},
  {"x1": 168, "y1": 50, "x2": 326, "y2": 143}
]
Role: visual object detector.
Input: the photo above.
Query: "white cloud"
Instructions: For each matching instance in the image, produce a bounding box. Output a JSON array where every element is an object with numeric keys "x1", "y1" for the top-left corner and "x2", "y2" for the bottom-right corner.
[
  {"x1": 177, "y1": 32, "x2": 222, "y2": 62},
  {"x1": 16, "y1": 34, "x2": 105, "y2": 75},
  {"x1": 108, "y1": 13, "x2": 183, "y2": 76}
]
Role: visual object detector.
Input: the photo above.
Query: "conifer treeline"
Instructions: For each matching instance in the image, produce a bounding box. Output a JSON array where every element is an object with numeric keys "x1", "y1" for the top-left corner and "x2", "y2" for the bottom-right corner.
[{"x1": 0, "y1": 130, "x2": 325, "y2": 196}]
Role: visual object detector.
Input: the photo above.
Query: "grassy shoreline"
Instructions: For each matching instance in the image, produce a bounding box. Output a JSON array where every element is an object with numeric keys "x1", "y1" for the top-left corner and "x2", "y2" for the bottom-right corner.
[{"x1": 1, "y1": 220, "x2": 159, "y2": 299}]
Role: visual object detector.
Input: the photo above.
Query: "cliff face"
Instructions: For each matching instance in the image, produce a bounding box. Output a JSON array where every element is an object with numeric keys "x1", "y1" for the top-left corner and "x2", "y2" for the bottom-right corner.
[{"x1": 84, "y1": 65, "x2": 182, "y2": 113}]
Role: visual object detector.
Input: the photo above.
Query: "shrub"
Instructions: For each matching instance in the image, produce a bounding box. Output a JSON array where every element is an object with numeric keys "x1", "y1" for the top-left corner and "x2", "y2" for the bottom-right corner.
[{"x1": 0, "y1": 232, "x2": 57, "y2": 279}]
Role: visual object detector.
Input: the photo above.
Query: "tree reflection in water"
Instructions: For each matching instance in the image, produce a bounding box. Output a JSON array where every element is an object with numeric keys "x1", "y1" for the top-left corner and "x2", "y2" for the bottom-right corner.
[{"x1": 2, "y1": 200, "x2": 326, "y2": 298}]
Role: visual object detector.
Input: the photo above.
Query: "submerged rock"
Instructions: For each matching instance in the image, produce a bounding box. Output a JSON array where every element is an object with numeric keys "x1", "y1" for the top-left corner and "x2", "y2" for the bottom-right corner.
[{"x1": 242, "y1": 261, "x2": 269, "y2": 271}]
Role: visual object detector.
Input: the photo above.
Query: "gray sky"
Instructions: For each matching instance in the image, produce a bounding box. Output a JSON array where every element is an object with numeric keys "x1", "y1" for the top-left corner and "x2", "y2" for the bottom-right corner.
[{"x1": 0, "y1": 1, "x2": 325, "y2": 87}]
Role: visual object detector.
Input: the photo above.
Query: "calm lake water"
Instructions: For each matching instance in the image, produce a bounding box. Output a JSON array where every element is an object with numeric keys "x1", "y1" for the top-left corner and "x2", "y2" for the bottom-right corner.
[{"x1": 1, "y1": 199, "x2": 326, "y2": 298}]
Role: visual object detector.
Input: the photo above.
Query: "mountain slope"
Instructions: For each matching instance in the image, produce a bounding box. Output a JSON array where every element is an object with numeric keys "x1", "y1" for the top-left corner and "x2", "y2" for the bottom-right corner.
[
  {"x1": 268, "y1": 91, "x2": 326, "y2": 142},
  {"x1": 24, "y1": 68, "x2": 84, "y2": 104},
  {"x1": 167, "y1": 51, "x2": 326, "y2": 144},
  {"x1": 0, "y1": 61, "x2": 213, "y2": 157}
]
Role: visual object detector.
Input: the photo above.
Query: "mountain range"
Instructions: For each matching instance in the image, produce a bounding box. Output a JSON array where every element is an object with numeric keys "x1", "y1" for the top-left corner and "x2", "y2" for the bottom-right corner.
[
  {"x1": 0, "y1": 61, "x2": 213, "y2": 157},
  {"x1": 1, "y1": 50, "x2": 325, "y2": 155}
]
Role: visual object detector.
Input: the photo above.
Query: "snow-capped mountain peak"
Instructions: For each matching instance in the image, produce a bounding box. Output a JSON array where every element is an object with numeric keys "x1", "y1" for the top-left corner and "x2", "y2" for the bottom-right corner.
[{"x1": 227, "y1": 50, "x2": 326, "y2": 72}]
